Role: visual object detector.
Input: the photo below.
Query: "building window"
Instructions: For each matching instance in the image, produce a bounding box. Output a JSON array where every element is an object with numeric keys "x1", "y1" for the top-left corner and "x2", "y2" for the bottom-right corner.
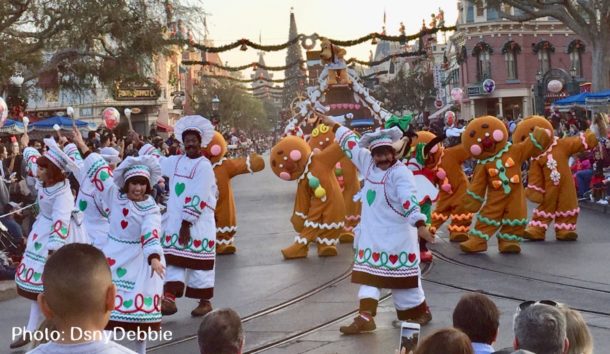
[
  {"x1": 502, "y1": 41, "x2": 521, "y2": 80},
  {"x1": 466, "y1": 3, "x2": 474, "y2": 23},
  {"x1": 532, "y1": 40, "x2": 555, "y2": 75},
  {"x1": 476, "y1": 1, "x2": 485, "y2": 16},
  {"x1": 568, "y1": 39, "x2": 585, "y2": 78},
  {"x1": 487, "y1": 5, "x2": 499, "y2": 20},
  {"x1": 472, "y1": 42, "x2": 493, "y2": 81}
]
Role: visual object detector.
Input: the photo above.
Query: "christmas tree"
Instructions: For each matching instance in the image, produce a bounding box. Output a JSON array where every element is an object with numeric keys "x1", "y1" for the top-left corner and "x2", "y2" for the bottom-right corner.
[{"x1": 281, "y1": 10, "x2": 306, "y2": 109}]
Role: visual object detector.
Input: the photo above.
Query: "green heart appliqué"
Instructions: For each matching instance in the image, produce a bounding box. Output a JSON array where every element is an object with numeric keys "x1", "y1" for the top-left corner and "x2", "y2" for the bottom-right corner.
[
  {"x1": 116, "y1": 267, "x2": 127, "y2": 278},
  {"x1": 144, "y1": 297, "x2": 153, "y2": 307},
  {"x1": 175, "y1": 182, "x2": 186, "y2": 196},
  {"x1": 34, "y1": 242, "x2": 42, "y2": 251},
  {"x1": 123, "y1": 300, "x2": 133, "y2": 308},
  {"x1": 99, "y1": 171, "x2": 110, "y2": 181},
  {"x1": 78, "y1": 200, "x2": 87, "y2": 211},
  {"x1": 33, "y1": 272, "x2": 42, "y2": 281},
  {"x1": 366, "y1": 189, "x2": 376, "y2": 206}
]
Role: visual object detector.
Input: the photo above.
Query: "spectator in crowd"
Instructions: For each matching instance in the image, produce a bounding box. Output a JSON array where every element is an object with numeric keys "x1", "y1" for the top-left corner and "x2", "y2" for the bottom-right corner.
[
  {"x1": 452, "y1": 293, "x2": 500, "y2": 354},
  {"x1": 513, "y1": 302, "x2": 569, "y2": 354},
  {"x1": 198, "y1": 308, "x2": 244, "y2": 354},
  {"x1": 1, "y1": 202, "x2": 25, "y2": 254},
  {"x1": 557, "y1": 304, "x2": 593, "y2": 354},
  {"x1": 29, "y1": 243, "x2": 136, "y2": 353},
  {"x1": 572, "y1": 152, "x2": 593, "y2": 198},
  {"x1": 413, "y1": 327, "x2": 473, "y2": 354}
]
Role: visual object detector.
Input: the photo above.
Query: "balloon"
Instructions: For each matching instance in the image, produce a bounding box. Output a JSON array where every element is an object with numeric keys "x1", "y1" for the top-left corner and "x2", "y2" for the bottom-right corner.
[
  {"x1": 53, "y1": 124, "x2": 61, "y2": 131},
  {"x1": 450, "y1": 88, "x2": 463, "y2": 103},
  {"x1": 22, "y1": 116, "x2": 29, "y2": 127},
  {"x1": 0, "y1": 97, "x2": 7, "y2": 128},
  {"x1": 102, "y1": 107, "x2": 120, "y2": 130},
  {"x1": 66, "y1": 106, "x2": 74, "y2": 118},
  {"x1": 547, "y1": 80, "x2": 563, "y2": 94}
]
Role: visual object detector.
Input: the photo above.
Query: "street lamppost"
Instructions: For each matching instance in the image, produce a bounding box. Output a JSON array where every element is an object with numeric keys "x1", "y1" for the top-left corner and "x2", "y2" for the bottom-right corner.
[
  {"x1": 7, "y1": 72, "x2": 26, "y2": 120},
  {"x1": 211, "y1": 95, "x2": 220, "y2": 127},
  {"x1": 568, "y1": 66, "x2": 579, "y2": 95},
  {"x1": 535, "y1": 70, "x2": 544, "y2": 115}
]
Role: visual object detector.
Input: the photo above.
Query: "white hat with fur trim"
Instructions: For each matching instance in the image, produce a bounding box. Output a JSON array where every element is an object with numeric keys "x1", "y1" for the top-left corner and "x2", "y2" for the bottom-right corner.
[
  {"x1": 43, "y1": 138, "x2": 79, "y2": 172},
  {"x1": 358, "y1": 127, "x2": 403, "y2": 151},
  {"x1": 175, "y1": 115, "x2": 215, "y2": 147},
  {"x1": 113, "y1": 155, "x2": 162, "y2": 189}
]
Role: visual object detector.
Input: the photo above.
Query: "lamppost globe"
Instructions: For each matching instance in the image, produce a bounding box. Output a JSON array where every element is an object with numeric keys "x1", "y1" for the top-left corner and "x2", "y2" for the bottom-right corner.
[
  {"x1": 569, "y1": 66, "x2": 577, "y2": 78},
  {"x1": 212, "y1": 96, "x2": 220, "y2": 112},
  {"x1": 10, "y1": 72, "x2": 24, "y2": 87},
  {"x1": 535, "y1": 71, "x2": 543, "y2": 82}
]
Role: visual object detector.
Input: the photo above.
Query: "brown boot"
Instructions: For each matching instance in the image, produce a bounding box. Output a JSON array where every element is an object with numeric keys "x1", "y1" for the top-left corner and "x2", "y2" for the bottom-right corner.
[
  {"x1": 281, "y1": 241, "x2": 309, "y2": 259},
  {"x1": 216, "y1": 243, "x2": 237, "y2": 255},
  {"x1": 556, "y1": 230, "x2": 578, "y2": 241},
  {"x1": 191, "y1": 299, "x2": 213, "y2": 317},
  {"x1": 339, "y1": 231, "x2": 354, "y2": 243},
  {"x1": 460, "y1": 235, "x2": 488, "y2": 253},
  {"x1": 498, "y1": 238, "x2": 521, "y2": 254},
  {"x1": 449, "y1": 232, "x2": 469, "y2": 242},
  {"x1": 524, "y1": 226, "x2": 546, "y2": 241},
  {"x1": 317, "y1": 243, "x2": 338, "y2": 257},
  {"x1": 161, "y1": 297, "x2": 178, "y2": 316},
  {"x1": 10, "y1": 334, "x2": 31, "y2": 349},
  {"x1": 339, "y1": 314, "x2": 376, "y2": 335}
]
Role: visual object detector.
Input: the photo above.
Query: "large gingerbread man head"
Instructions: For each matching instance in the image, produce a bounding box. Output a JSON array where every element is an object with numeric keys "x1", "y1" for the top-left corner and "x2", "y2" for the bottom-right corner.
[
  {"x1": 512, "y1": 116, "x2": 553, "y2": 144},
  {"x1": 308, "y1": 123, "x2": 335, "y2": 153},
  {"x1": 202, "y1": 131, "x2": 228, "y2": 164},
  {"x1": 319, "y1": 38, "x2": 346, "y2": 64},
  {"x1": 462, "y1": 116, "x2": 509, "y2": 160},
  {"x1": 410, "y1": 131, "x2": 444, "y2": 169},
  {"x1": 270, "y1": 136, "x2": 311, "y2": 181}
]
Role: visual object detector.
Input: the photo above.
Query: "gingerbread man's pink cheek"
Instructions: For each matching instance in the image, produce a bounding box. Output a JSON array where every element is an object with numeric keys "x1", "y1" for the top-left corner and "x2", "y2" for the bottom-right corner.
[
  {"x1": 492, "y1": 129, "x2": 504, "y2": 142},
  {"x1": 279, "y1": 172, "x2": 291, "y2": 180},
  {"x1": 470, "y1": 144, "x2": 482, "y2": 156},
  {"x1": 210, "y1": 145, "x2": 222, "y2": 156},
  {"x1": 289, "y1": 150, "x2": 302, "y2": 161}
]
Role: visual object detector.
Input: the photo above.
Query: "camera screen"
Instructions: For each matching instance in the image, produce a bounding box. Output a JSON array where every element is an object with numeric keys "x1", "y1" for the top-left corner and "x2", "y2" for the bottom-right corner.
[{"x1": 400, "y1": 325, "x2": 420, "y2": 352}]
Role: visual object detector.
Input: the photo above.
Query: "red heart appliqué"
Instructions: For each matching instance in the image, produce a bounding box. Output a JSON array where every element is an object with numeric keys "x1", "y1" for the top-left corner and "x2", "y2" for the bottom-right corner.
[
  {"x1": 208, "y1": 240, "x2": 215, "y2": 248},
  {"x1": 122, "y1": 208, "x2": 129, "y2": 217},
  {"x1": 199, "y1": 201, "x2": 206, "y2": 209},
  {"x1": 165, "y1": 235, "x2": 172, "y2": 243},
  {"x1": 408, "y1": 253, "x2": 416, "y2": 263},
  {"x1": 120, "y1": 220, "x2": 128, "y2": 229},
  {"x1": 389, "y1": 254, "x2": 398, "y2": 264},
  {"x1": 107, "y1": 258, "x2": 116, "y2": 266},
  {"x1": 347, "y1": 141, "x2": 356, "y2": 150},
  {"x1": 32, "y1": 233, "x2": 38, "y2": 240},
  {"x1": 193, "y1": 240, "x2": 202, "y2": 248},
  {"x1": 185, "y1": 197, "x2": 192, "y2": 204},
  {"x1": 402, "y1": 201, "x2": 410, "y2": 209},
  {"x1": 358, "y1": 250, "x2": 364, "y2": 259},
  {"x1": 372, "y1": 252, "x2": 380, "y2": 262}
]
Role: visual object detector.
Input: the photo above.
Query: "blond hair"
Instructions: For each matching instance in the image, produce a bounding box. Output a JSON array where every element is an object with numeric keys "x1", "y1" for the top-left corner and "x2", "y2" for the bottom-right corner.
[{"x1": 558, "y1": 304, "x2": 593, "y2": 354}]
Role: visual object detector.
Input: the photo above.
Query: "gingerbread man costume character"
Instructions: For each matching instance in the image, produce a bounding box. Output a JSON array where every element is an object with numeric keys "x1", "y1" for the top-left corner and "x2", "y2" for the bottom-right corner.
[
  {"x1": 202, "y1": 131, "x2": 265, "y2": 254},
  {"x1": 513, "y1": 116, "x2": 598, "y2": 241},
  {"x1": 307, "y1": 123, "x2": 361, "y2": 243},
  {"x1": 429, "y1": 143, "x2": 473, "y2": 243},
  {"x1": 460, "y1": 116, "x2": 552, "y2": 254},
  {"x1": 270, "y1": 135, "x2": 346, "y2": 259}
]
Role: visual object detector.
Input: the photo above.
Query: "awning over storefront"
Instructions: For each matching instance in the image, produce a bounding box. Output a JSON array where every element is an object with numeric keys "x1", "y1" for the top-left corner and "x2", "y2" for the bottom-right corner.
[
  {"x1": 429, "y1": 104, "x2": 453, "y2": 119},
  {"x1": 156, "y1": 120, "x2": 174, "y2": 132}
]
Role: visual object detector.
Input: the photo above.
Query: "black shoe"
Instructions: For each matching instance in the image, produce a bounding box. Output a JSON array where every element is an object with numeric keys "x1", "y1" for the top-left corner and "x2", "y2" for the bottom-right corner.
[{"x1": 339, "y1": 315, "x2": 376, "y2": 335}]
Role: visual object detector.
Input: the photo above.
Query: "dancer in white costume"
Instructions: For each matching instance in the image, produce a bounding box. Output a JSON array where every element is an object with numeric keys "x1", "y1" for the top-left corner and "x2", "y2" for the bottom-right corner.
[
  {"x1": 11, "y1": 136, "x2": 86, "y2": 349},
  {"x1": 63, "y1": 144, "x2": 121, "y2": 249},
  {"x1": 138, "y1": 116, "x2": 218, "y2": 317},
  {"x1": 73, "y1": 128, "x2": 165, "y2": 354},
  {"x1": 314, "y1": 115, "x2": 435, "y2": 335}
]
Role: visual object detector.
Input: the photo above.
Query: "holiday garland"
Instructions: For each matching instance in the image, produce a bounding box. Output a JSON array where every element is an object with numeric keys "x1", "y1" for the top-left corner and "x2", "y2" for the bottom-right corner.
[
  {"x1": 201, "y1": 74, "x2": 307, "y2": 84},
  {"x1": 183, "y1": 50, "x2": 427, "y2": 71},
  {"x1": 169, "y1": 26, "x2": 456, "y2": 53}
]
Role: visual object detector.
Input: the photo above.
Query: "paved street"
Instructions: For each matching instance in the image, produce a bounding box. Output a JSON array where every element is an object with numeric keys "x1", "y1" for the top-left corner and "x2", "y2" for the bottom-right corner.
[{"x1": 2, "y1": 162, "x2": 610, "y2": 353}]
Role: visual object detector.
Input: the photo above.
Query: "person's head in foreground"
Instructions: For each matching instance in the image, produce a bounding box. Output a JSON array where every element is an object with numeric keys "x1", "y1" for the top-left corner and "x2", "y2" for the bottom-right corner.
[
  {"x1": 514, "y1": 301, "x2": 569, "y2": 354},
  {"x1": 453, "y1": 292, "x2": 500, "y2": 346},
  {"x1": 38, "y1": 243, "x2": 116, "y2": 335},
  {"x1": 557, "y1": 303, "x2": 593, "y2": 354},
  {"x1": 413, "y1": 327, "x2": 473, "y2": 354},
  {"x1": 198, "y1": 308, "x2": 244, "y2": 354}
]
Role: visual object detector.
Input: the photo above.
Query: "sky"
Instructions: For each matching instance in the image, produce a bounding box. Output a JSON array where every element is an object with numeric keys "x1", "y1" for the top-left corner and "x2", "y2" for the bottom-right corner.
[{"x1": 197, "y1": 0, "x2": 459, "y2": 79}]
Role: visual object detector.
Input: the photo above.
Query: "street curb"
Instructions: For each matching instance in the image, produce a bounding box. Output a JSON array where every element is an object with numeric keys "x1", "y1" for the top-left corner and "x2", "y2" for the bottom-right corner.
[{"x1": 0, "y1": 280, "x2": 17, "y2": 302}]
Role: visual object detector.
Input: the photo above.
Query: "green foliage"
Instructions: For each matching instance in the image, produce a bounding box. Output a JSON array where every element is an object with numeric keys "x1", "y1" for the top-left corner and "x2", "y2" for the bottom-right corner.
[{"x1": 191, "y1": 76, "x2": 275, "y2": 132}]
